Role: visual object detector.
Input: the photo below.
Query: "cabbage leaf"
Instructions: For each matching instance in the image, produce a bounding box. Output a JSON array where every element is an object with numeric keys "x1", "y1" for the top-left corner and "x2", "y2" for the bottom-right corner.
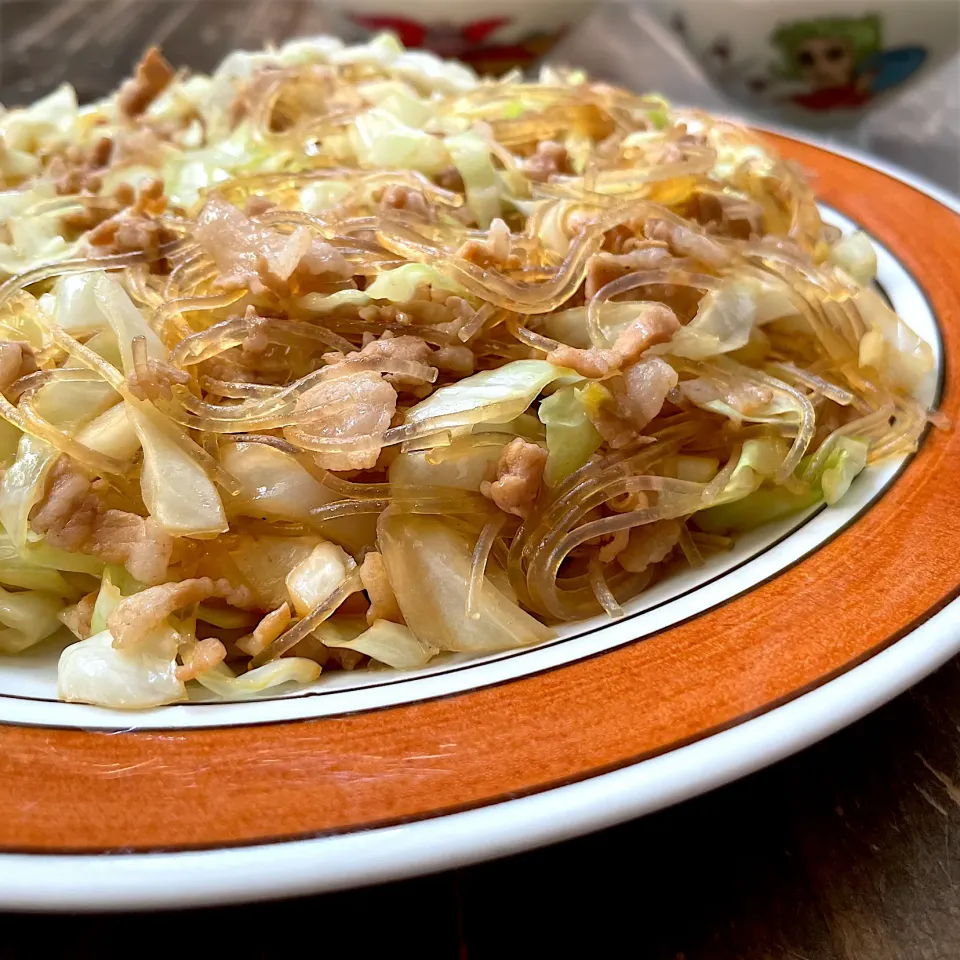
[
  {"x1": 193, "y1": 658, "x2": 321, "y2": 698},
  {"x1": 855, "y1": 285, "x2": 934, "y2": 396},
  {"x1": 830, "y1": 231, "x2": 877, "y2": 286},
  {"x1": 0, "y1": 435, "x2": 58, "y2": 549},
  {"x1": 379, "y1": 513, "x2": 553, "y2": 653},
  {"x1": 365, "y1": 262, "x2": 466, "y2": 301},
  {"x1": 0, "y1": 584, "x2": 64, "y2": 653},
  {"x1": 322, "y1": 618, "x2": 438, "y2": 669},
  {"x1": 389, "y1": 443, "x2": 504, "y2": 492},
  {"x1": 445, "y1": 131, "x2": 501, "y2": 228},
  {"x1": 538, "y1": 383, "x2": 603, "y2": 486},
  {"x1": 58, "y1": 626, "x2": 186, "y2": 708},
  {"x1": 285, "y1": 541, "x2": 356, "y2": 617},
  {"x1": 405, "y1": 360, "x2": 575, "y2": 431},
  {"x1": 658, "y1": 279, "x2": 757, "y2": 360},
  {"x1": 95, "y1": 275, "x2": 227, "y2": 536}
]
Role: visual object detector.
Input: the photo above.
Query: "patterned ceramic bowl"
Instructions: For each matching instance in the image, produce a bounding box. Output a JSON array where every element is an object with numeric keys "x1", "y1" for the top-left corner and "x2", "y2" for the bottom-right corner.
[
  {"x1": 645, "y1": 0, "x2": 960, "y2": 129},
  {"x1": 324, "y1": 0, "x2": 600, "y2": 75}
]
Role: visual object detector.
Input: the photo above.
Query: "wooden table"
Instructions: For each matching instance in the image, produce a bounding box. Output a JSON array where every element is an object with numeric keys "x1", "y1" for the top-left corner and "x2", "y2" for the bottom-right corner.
[{"x1": 1, "y1": 3, "x2": 958, "y2": 953}]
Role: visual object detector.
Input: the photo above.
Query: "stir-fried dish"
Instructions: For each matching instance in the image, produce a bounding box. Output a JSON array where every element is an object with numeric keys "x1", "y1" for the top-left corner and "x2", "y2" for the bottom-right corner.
[{"x1": 0, "y1": 35, "x2": 938, "y2": 708}]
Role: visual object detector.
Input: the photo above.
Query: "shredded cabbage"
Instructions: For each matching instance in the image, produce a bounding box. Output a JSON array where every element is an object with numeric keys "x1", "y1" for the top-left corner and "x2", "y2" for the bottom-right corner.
[
  {"x1": 94, "y1": 274, "x2": 166, "y2": 368},
  {"x1": 132, "y1": 407, "x2": 228, "y2": 537},
  {"x1": 53, "y1": 272, "x2": 114, "y2": 336},
  {"x1": 285, "y1": 541, "x2": 356, "y2": 617},
  {"x1": 538, "y1": 383, "x2": 603, "y2": 486},
  {"x1": 379, "y1": 513, "x2": 553, "y2": 653},
  {"x1": 360, "y1": 81, "x2": 433, "y2": 128},
  {"x1": 713, "y1": 438, "x2": 789, "y2": 504},
  {"x1": 0, "y1": 584, "x2": 64, "y2": 653},
  {"x1": 405, "y1": 360, "x2": 576, "y2": 432},
  {"x1": 0, "y1": 35, "x2": 938, "y2": 706},
  {"x1": 0, "y1": 534, "x2": 79, "y2": 595},
  {"x1": 390, "y1": 443, "x2": 504, "y2": 491},
  {"x1": 660, "y1": 279, "x2": 758, "y2": 359},
  {"x1": 855, "y1": 285, "x2": 934, "y2": 394},
  {"x1": 322, "y1": 618, "x2": 438, "y2": 669},
  {"x1": 365, "y1": 263, "x2": 466, "y2": 302},
  {"x1": 542, "y1": 303, "x2": 644, "y2": 350},
  {"x1": 695, "y1": 436, "x2": 868, "y2": 531},
  {"x1": 0, "y1": 83, "x2": 78, "y2": 154},
  {"x1": 230, "y1": 535, "x2": 323, "y2": 609},
  {"x1": 445, "y1": 132, "x2": 501, "y2": 228},
  {"x1": 351, "y1": 112, "x2": 450, "y2": 175},
  {"x1": 0, "y1": 185, "x2": 79, "y2": 274},
  {"x1": 299, "y1": 181, "x2": 353, "y2": 215},
  {"x1": 663, "y1": 455, "x2": 720, "y2": 484},
  {"x1": 162, "y1": 121, "x2": 280, "y2": 208},
  {"x1": 0, "y1": 436, "x2": 58, "y2": 549},
  {"x1": 830, "y1": 231, "x2": 877, "y2": 286},
  {"x1": 93, "y1": 275, "x2": 227, "y2": 535},
  {"x1": 820, "y1": 437, "x2": 869, "y2": 505},
  {"x1": 222, "y1": 441, "x2": 334, "y2": 521},
  {"x1": 58, "y1": 626, "x2": 186, "y2": 708},
  {"x1": 194, "y1": 658, "x2": 321, "y2": 698},
  {"x1": 76, "y1": 404, "x2": 141, "y2": 460},
  {"x1": 220, "y1": 442, "x2": 371, "y2": 551},
  {"x1": 694, "y1": 485, "x2": 822, "y2": 535},
  {"x1": 89, "y1": 571, "x2": 124, "y2": 636}
]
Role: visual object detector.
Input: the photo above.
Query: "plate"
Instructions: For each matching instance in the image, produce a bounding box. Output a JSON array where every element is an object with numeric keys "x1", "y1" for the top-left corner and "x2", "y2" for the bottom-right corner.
[{"x1": 1, "y1": 132, "x2": 958, "y2": 911}]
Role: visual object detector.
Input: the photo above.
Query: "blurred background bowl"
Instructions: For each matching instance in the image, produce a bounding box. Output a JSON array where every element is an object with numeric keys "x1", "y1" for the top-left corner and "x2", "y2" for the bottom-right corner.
[
  {"x1": 325, "y1": 0, "x2": 600, "y2": 76},
  {"x1": 644, "y1": 0, "x2": 960, "y2": 131},
  {"x1": 0, "y1": 1, "x2": 956, "y2": 190}
]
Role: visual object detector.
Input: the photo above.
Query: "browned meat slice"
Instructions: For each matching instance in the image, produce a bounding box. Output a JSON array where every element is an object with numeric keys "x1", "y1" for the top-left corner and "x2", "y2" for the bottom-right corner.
[
  {"x1": 236, "y1": 603, "x2": 292, "y2": 656},
  {"x1": 244, "y1": 195, "x2": 275, "y2": 218},
  {"x1": 193, "y1": 196, "x2": 352, "y2": 297},
  {"x1": 87, "y1": 179, "x2": 173, "y2": 259},
  {"x1": 107, "y1": 577, "x2": 253, "y2": 650},
  {"x1": 617, "y1": 519, "x2": 683, "y2": 573},
  {"x1": 118, "y1": 47, "x2": 175, "y2": 119},
  {"x1": 295, "y1": 370, "x2": 398, "y2": 471},
  {"x1": 678, "y1": 377, "x2": 773, "y2": 416},
  {"x1": 644, "y1": 219, "x2": 731, "y2": 269},
  {"x1": 548, "y1": 303, "x2": 680, "y2": 378},
  {"x1": 614, "y1": 357, "x2": 679, "y2": 429},
  {"x1": 433, "y1": 343, "x2": 475, "y2": 376},
  {"x1": 584, "y1": 246, "x2": 673, "y2": 300},
  {"x1": 355, "y1": 333, "x2": 433, "y2": 366},
  {"x1": 127, "y1": 356, "x2": 191, "y2": 401},
  {"x1": 47, "y1": 136, "x2": 113, "y2": 196},
  {"x1": 175, "y1": 638, "x2": 227, "y2": 681},
  {"x1": 590, "y1": 358, "x2": 679, "y2": 447},
  {"x1": 455, "y1": 218, "x2": 520, "y2": 270},
  {"x1": 597, "y1": 529, "x2": 630, "y2": 563},
  {"x1": 59, "y1": 591, "x2": 98, "y2": 640},
  {"x1": 380, "y1": 185, "x2": 431, "y2": 219},
  {"x1": 31, "y1": 460, "x2": 174, "y2": 585},
  {"x1": 481, "y1": 438, "x2": 547, "y2": 518},
  {"x1": 521, "y1": 141, "x2": 570, "y2": 182}
]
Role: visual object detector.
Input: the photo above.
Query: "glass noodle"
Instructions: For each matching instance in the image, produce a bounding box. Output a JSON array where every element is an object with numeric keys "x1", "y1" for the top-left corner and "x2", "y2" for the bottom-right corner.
[{"x1": 0, "y1": 33, "x2": 939, "y2": 709}]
